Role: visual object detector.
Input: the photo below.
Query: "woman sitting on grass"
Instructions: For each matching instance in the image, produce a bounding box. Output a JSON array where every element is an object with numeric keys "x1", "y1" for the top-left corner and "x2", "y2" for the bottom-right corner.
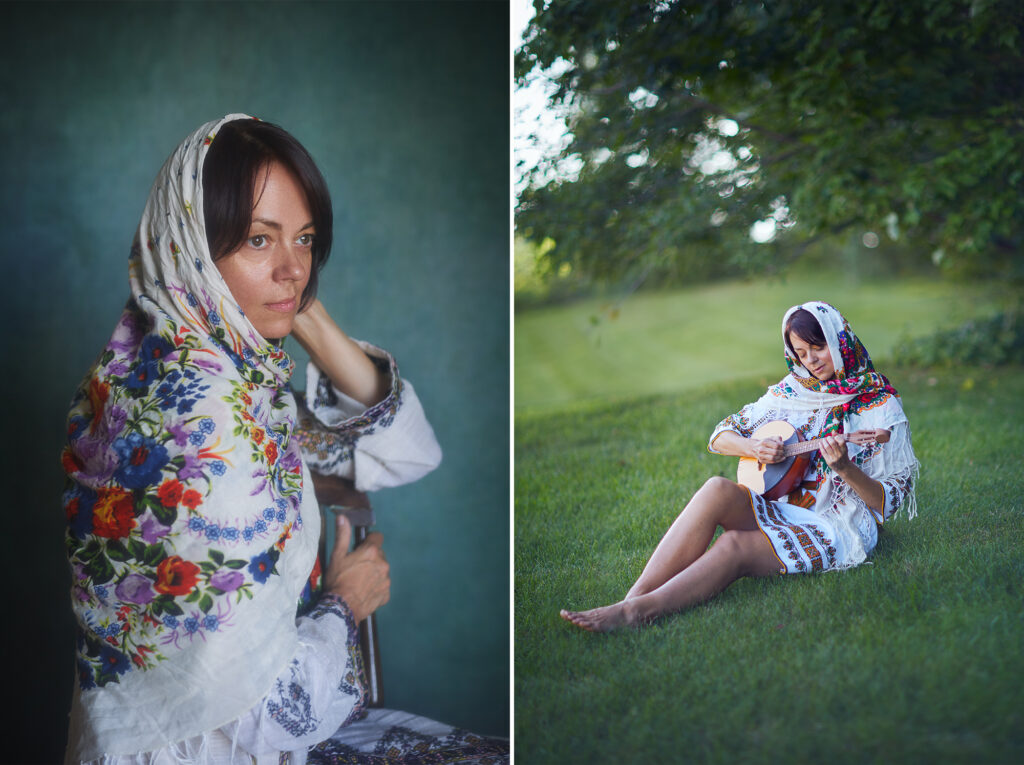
[{"x1": 561, "y1": 301, "x2": 918, "y2": 632}]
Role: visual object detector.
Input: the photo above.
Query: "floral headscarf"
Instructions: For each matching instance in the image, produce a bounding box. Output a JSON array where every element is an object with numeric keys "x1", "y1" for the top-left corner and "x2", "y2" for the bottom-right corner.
[
  {"x1": 776, "y1": 300, "x2": 899, "y2": 438},
  {"x1": 62, "y1": 115, "x2": 320, "y2": 759}
]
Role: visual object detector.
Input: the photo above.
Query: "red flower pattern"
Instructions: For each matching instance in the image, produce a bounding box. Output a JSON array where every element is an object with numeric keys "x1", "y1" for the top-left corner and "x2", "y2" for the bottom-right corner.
[
  {"x1": 154, "y1": 555, "x2": 200, "y2": 596},
  {"x1": 92, "y1": 488, "x2": 136, "y2": 539},
  {"x1": 157, "y1": 478, "x2": 183, "y2": 508}
]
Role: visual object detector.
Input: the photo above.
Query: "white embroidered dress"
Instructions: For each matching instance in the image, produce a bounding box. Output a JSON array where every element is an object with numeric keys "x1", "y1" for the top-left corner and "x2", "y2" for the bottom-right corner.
[{"x1": 709, "y1": 387, "x2": 917, "y2": 573}]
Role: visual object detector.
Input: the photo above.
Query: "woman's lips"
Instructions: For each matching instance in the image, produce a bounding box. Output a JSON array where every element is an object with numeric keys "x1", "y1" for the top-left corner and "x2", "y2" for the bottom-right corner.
[{"x1": 265, "y1": 298, "x2": 296, "y2": 313}]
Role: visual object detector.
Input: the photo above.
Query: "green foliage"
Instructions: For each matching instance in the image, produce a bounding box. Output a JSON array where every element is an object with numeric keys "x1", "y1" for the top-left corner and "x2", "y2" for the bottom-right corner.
[
  {"x1": 517, "y1": 0, "x2": 1024, "y2": 286},
  {"x1": 894, "y1": 310, "x2": 1024, "y2": 367},
  {"x1": 514, "y1": 235, "x2": 596, "y2": 310},
  {"x1": 515, "y1": 368, "x2": 1024, "y2": 763}
]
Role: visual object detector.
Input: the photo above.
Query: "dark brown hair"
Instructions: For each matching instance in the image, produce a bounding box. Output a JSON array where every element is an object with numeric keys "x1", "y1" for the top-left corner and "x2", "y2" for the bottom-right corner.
[
  {"x1": 784, "y1": 308, "x2": 828, "y2": 358},
  {"x1": 202, "y1": 119, "x2": 332, "y2": 311}
]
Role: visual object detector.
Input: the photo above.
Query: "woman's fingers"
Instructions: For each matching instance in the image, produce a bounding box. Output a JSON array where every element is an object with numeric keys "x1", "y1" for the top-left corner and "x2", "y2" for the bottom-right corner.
[
  {"x1": 324, "y1": 528, "x2": 391, "y2": 622},
  {"x1": 333, "y1": 514, "x2": 352, "y2": 556},
  {"x1": 756, "y1": 437, "x2": 785, "y2": 464},
  {"x1": 820, "y1": 435, "x2": 849, "y2": 467}
]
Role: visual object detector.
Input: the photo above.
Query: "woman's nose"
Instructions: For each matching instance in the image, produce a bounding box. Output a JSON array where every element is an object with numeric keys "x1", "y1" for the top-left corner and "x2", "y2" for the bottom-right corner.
[{"x1": 276, "y1": 245, "x2": 308, "y2": 281}]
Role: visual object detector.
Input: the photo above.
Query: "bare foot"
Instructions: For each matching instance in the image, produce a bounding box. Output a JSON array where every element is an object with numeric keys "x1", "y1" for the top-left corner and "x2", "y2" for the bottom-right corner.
[{"x1": 559, "y1": 602, "x2": 635, "y2": 632}]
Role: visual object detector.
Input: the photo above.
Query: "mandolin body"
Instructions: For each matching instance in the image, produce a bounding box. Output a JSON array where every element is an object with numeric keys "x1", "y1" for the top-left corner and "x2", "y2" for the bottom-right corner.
[{"x1": 736, "y1": 421, "x2": 815, "y2": 501}]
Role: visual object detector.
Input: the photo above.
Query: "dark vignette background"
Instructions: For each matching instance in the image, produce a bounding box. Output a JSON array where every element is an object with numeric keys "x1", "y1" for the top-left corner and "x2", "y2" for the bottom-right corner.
[{"x1": 0, "y1": 2, "x2": 509, "y2": 760}]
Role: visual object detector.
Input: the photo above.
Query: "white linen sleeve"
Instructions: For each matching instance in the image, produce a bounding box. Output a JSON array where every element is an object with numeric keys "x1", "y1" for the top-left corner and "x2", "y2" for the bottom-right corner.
[
  {"x1": 292, "y1": 340, "x2": 442, "y2": 492},
  {"x1": 220, "y1": 594, "x2": 367, "y2": 757},
  {"x1": 708, "y1": 401, "x2": 759, "y2": 453}
]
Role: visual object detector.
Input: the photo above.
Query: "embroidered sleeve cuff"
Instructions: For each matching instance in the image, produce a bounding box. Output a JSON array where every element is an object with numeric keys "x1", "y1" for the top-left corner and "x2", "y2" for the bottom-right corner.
[
  {"x1": 311, "y1": 592, "x2": 360, "y2": 647},
  {"x1": 306, "y1": 342, "x2": 402, "y2": 431}
]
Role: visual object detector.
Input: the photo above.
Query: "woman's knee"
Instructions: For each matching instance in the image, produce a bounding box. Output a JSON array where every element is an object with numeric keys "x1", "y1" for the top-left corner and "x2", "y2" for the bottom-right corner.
[
  {"x1": 712, "y1": 529, "x2": 774, "y2": 577},
  {"x1": 696, "y1": 476, "x2": 750, "y2": 522},
  {"x1": 700, "y1": 475, "x2": 744, "y2": 503},
  {"x1": 708, "y1": 529, "x2": 745, "y2": 574}
]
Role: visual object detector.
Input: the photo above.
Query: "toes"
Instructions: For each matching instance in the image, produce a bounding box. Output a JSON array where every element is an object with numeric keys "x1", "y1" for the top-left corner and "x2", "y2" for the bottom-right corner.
[{"x1": 560, "y1": 609, "x2": 595, "y2": 631}]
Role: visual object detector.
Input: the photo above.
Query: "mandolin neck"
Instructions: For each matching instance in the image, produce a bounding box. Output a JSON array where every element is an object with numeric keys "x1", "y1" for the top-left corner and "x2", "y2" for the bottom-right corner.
[{"x1": 784, "y1": 437, "x2": 827, "y2": 457}]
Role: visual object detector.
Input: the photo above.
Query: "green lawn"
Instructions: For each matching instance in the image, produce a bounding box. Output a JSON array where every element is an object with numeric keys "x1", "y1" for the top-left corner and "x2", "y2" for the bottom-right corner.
[
  {"x1": 514, "y1": 366, "x2": 1024, "y2": 764},
  {"x1": 514, "y1": 272, "x2": 1010, "y2": 412}
]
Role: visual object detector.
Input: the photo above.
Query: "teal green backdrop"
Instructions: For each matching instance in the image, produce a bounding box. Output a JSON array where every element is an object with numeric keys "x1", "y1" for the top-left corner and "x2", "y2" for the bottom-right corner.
[{"x1": 0, "y1": 2, "x2": 509, "y2": 760}]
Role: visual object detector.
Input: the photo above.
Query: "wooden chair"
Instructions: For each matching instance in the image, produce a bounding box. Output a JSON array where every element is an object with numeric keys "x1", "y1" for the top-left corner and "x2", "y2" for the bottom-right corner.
[{"x1": 310, "y1": 472, "x2": 383, "y2": 707}]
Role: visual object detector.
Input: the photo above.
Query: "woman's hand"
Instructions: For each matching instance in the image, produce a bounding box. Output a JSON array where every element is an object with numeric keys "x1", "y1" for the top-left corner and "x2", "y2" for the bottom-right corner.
[
  {"x1": 819, "y1": 433, "x2": 887, "y2": 512},
  {"x1": 819, "y1": 434, "x2": 852, "y2": 471},
  {"x1": 846, "y1": 428, "x2": 890, "y2": 446},
  {"x1": 290, "y1": 299, "x2": 389, "y2": 407},
  {"x1": 710, "y1": 430, "x2": 785, "y2": 463},
  {"x1": 752, "y1": 436, "x2": 786, "y2": 464},
  {"x1": 324, "y1": 515, "x2": 390, "y2": 624}
]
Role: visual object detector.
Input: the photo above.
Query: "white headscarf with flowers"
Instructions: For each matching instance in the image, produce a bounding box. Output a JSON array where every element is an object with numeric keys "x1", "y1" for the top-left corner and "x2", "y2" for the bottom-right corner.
[{"x1": 62, "y1": 115, "x2": 321, "y2": 759}]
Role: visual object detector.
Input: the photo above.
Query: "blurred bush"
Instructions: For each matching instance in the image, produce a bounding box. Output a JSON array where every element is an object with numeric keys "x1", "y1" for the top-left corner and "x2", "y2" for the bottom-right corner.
[{"x1": 894, "y1": 310, "x2": 1024, "y2": 367}]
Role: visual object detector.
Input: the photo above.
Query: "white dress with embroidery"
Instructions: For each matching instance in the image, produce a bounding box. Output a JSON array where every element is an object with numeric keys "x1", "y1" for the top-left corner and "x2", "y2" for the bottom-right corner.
[
  {"x1": 74, "y1": 347, "x2": 506, "y2": 764},
  {"x1": 709, "y1": 389, "x2": 917, "y2": 574}
]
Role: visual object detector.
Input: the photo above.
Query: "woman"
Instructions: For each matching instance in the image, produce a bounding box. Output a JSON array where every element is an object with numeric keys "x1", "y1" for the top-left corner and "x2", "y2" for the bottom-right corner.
[
  {"x1": 560, "y1": 302, "x2": 918, "y2": 632},
  {"x1": 62, "y1": 115, "x2": 507, "y2": 763}
]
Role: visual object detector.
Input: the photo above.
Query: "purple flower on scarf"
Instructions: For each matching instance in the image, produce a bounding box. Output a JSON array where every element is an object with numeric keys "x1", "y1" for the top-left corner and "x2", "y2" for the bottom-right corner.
[
  {"x1": 113, "y1": 433, "x2": 169, "y2": 489},
  {"x1": 74, "y1": 436, "x2": 119, "y2": 483},
  {"x1": 109, "y1": 311, "x2": 143, "y2": 353},
  {"x1": 139, "y1": 514, "x2": 171, "y2": 544},
  {"x1": 115, "y1": 574, "x2": 155, "y2": 605},
  {"x1": 278, "y1": 449, "x2": 301, "y2": 473},
  {"x1": 210, "y1": 570, "x2": 244, "y2": 592},
  {"x1": 192, "y1": 357, "x2": 223, "y2": 374},
  {"x1": 166, "y1": 422, "x2": 189, "y2": 447},
  {"x1": 178, "y1": 452, "x2": 206, "y2": 480},
  {"x1": 107, "y1": 405, "x2": 128, "y2": 435}
]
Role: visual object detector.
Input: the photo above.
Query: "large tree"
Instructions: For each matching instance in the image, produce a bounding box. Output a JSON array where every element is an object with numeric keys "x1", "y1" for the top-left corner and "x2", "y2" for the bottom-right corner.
[{"x1": 516, "y1": 0, "x2": 1024, "y2": 285}]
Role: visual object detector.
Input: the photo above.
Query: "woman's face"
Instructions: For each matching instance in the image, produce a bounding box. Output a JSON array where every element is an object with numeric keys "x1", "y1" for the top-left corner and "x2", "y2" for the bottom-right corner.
[
  {"x1": 788, "y1": 332, "x2": 836, "y2": 381},
  {"x1": 214, "y1": 161, "x2": 313, "y2": 339}
]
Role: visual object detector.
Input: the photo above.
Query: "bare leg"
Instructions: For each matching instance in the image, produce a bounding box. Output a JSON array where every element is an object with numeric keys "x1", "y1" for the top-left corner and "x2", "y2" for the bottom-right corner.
[
  {"x1": 560, "y1": 527, "x2": 780, "y2": 632},
  {"x1": 624, "y1": 477, "x2": 759, "y2": 600}
]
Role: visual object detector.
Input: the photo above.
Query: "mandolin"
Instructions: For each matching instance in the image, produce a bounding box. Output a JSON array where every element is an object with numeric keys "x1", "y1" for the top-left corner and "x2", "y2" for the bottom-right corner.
[{"x1": 736, "y1": 421, "x2": 888, "y2": 500}]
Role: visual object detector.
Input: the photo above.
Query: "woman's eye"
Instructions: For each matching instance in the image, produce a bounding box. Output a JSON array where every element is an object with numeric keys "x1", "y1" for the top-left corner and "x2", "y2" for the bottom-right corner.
[
  {"x1": 248, "y1": 235, "x2": 268, "y2": 249},
  {"x1": 297, "y1": 234, "x2": 314, "y2": 246}
]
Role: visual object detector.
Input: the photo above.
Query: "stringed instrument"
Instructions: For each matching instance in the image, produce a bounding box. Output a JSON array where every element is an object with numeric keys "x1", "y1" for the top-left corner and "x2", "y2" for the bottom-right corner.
[{"x1": 736, "y1": 421, "x2": 888, "y2": 500}]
